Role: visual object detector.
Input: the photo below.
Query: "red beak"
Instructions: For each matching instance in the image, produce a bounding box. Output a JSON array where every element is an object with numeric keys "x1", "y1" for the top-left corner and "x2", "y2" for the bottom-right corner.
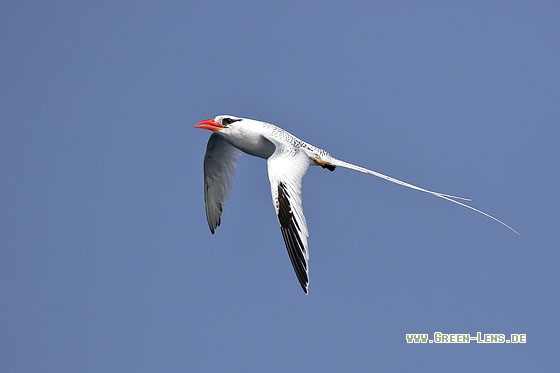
[{"x1": 195, "y1": 119, "x2": 224, "y2": 131}]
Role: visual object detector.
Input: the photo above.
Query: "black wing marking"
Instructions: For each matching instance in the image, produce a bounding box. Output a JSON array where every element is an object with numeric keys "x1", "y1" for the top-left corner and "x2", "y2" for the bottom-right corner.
[{"x1": 277, "y1": 182, "x2": 308, "y2": 294}]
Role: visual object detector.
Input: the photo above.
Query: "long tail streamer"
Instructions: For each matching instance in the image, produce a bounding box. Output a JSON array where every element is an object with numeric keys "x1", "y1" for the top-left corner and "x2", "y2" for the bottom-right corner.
[{"x1": 331, "y1": 159, "x2": 519, "y2": 236}]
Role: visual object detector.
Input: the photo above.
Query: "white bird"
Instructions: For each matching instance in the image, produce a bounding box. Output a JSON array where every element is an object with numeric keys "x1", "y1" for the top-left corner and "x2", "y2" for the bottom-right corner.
[{"x1": 195, "y1": 115, "x2": 518, "y2": 294}]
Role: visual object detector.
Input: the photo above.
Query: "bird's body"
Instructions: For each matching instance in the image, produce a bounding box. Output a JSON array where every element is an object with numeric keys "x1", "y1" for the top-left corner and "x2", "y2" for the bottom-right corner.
[
  {"x1": 207, "y1": 117, "x2": 334, "y2": 164},
  {"x1": 195, "y1": 115, "x2": 517, "y2": 294}
]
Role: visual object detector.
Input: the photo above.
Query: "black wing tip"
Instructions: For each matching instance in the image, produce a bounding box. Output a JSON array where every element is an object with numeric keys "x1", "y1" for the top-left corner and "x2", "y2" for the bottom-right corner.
[
  {"x1": 295, "y1": 271, "x2": 308, "y2": 294},
  {"x1": 207, "y1": 219, "x2": 219, "y2": 234},
  {"x1": 294, "y1": 265, "x2": 309, "y2": 295},
  {"x1": 204, "y1": 201, "x2": 223, "y2": 235}
]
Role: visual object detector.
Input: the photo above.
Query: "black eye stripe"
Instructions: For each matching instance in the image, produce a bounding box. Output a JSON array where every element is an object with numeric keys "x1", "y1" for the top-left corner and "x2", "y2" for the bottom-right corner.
[{"x1": 222, "y1": 118, "x2": 241, "y2": 125}]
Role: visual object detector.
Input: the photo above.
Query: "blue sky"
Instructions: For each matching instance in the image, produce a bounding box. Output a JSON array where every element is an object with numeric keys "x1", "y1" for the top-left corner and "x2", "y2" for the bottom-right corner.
[{"x1": 1, "y1": 1, "x2": 558, "y2": 371}]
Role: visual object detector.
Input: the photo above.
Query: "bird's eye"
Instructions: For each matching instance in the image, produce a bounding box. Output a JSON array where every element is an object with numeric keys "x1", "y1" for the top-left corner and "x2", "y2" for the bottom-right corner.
[{"x1": 222, "y1": 117, "x2": 241, "y2": 126}]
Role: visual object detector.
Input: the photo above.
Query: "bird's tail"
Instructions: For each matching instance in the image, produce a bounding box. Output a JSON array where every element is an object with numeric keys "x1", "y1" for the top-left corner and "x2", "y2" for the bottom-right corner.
[{"x1": 330, "y1": 158, "x2": 519, "y2": 235}]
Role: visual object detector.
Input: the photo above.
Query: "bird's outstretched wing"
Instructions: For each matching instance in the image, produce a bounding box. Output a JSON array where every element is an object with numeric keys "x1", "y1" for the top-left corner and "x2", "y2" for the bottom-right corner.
[
  {"x1": 203, "y1": 133, "x2": 242, "y2": 233},
  {"x1": 267, "y1": 146, "x2": 311, "y2": 294}
]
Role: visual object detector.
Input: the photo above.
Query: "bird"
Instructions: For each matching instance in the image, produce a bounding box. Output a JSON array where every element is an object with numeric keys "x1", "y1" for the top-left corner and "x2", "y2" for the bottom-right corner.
[{"x1": 195, "y1": 114, "x2": 518, "y2": 294}]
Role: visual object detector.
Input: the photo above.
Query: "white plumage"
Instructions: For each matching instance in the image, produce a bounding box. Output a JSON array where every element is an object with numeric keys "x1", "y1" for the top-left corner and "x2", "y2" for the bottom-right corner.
[{"x1": 195, "y1": 115, "x2": 518, "y2": 294}]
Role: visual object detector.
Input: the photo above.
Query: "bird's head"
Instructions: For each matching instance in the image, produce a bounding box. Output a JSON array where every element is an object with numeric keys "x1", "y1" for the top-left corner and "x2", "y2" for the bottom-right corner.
[{"x1": 194, "y1": 115, "x2": 243, "y2": 132}]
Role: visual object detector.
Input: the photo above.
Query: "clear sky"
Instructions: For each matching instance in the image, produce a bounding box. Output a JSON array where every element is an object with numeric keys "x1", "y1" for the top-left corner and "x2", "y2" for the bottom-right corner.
[{"x1": 1, "y1": 1, "x2": 558, "y2": 372}]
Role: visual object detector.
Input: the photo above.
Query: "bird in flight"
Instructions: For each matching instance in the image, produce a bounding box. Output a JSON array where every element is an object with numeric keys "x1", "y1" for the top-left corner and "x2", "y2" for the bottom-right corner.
[{"x1": 195, "y1": 115, "x2": 518, "y2": 294}]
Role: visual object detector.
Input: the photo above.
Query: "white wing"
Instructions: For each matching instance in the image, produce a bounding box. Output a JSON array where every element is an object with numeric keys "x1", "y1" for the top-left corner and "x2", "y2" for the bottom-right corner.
[
  {"x1": 267, "y1": 146, "x2": 311, "y2": 294},
  {"x1": 203, "y1": 133, "x2": 242, "y2": 233}
]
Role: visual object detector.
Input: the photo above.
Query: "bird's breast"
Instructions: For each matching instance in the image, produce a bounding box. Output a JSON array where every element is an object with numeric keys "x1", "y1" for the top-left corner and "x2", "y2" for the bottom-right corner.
[{"x1": 229, "y1": 134, "x2": 276, "y2": 159}]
